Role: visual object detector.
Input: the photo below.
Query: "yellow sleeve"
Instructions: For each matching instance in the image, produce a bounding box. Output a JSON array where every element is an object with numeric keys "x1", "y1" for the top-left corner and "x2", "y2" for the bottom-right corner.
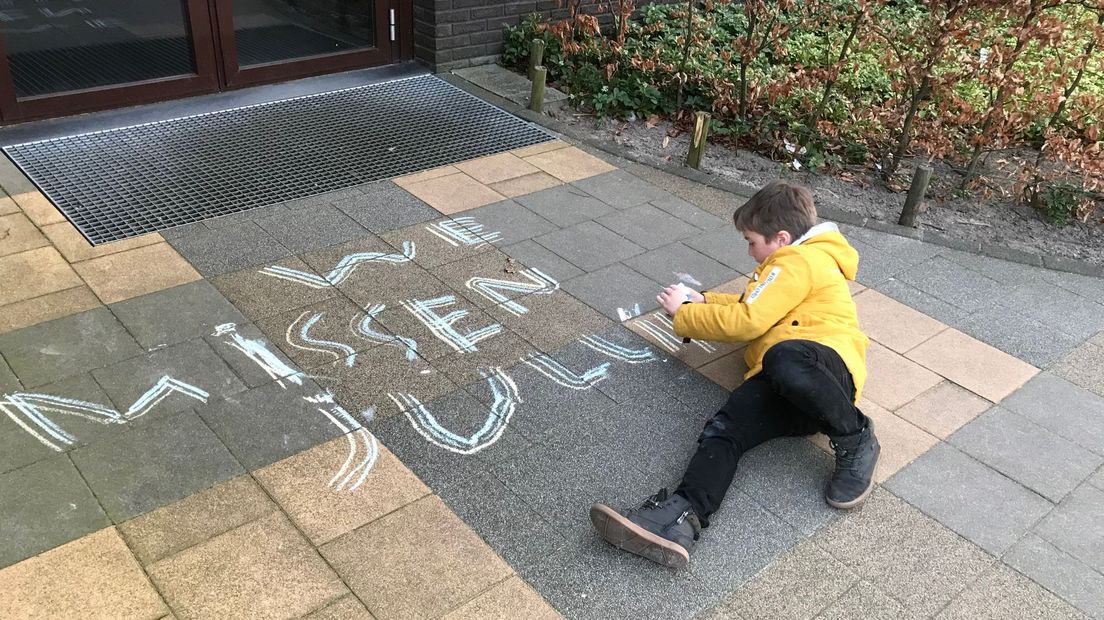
[
  {"x1": 702, "y1": 291, "x2": 743, "y2": 305},
  {"x1": 673, "y1": 254, "x2": 811, "y2": 342}
]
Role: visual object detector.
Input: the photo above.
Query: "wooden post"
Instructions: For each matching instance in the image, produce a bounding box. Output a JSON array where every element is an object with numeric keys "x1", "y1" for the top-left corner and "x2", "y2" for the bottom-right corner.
[
  {"x1": 530, "y1": 66, "x2": 547, "y2": 112},
  {"x1": 898, "y1": 164, "x2": 933, "y2": 227},
  {"x1": 529, "y1": 40, "x2": 546, "y2": 81},
  {"x1": 686, "y1": 111, "x2": 711, "y2": 169}
]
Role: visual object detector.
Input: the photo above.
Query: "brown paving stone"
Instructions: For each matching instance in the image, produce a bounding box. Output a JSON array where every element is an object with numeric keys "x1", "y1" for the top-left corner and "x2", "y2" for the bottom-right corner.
[
  {"x1": 0, "y1": 213, "x2": 48, "y2": 257},
  {"x1": 485, "y1": 289, "x2": 614, "y2": 355},
  {"x1": 510, "y1": 140, "x2": 570, "y2": 158},
  {"x1": 13, "y1": 191, "x2": 66, "y2": 226},
  {"x1": 118, "y1": 475, "x2": 277, "y2": 566},
  {"x1": 254, "y1": 437, "x2": 430, "y2": 545},
  {"x1": 906, "y1": 328, "x2": 1038, "y2": 402},
  {"x1": 314, "y1": 345, "x2": 458, "y2": 417},
  {"x1": 305, "y1": 594, "x2": 376, "y2": 619},
  {"x1": 320, "y1": 494, "x2": 513, "y2": 620},
  {"x1": 42, "y1": 221, "x2": 163, "y2": 263},
  {"x1": 862, "y1": 341, "x2": 944, "y2": 411},
  {"x1": 855, "y1": 289, "x2": 947, "y2": 354},
  {"x1": 816, "y1": 580, "x2": 912, "y2": 620},
  {"x1": 0, "y1": 194, "x2": 19, "y2": 216},
  {"x1": 402, "y1": 173, "x2": 505, "y2": 215},
  {"x1": 847, "y1": 280, "x2": 867, "y2": 296},
  {"x1": 74, "y1": 243, "x2": 201, "y2": 305},
  {"x1": 860, "y1": 399, "x2": 940, "y2": 483},
  {"x1": 895, "y1": 381, "x2": 992, "y2": 440},
  {"x1": 489, "y1": 171, "x2": 563, "y2": 198},
  {"x1": 455, "y1": 152, "x2": 542, "y2": 185},
  {"x1": 0, "y1": 527, "x2": 168, "y2": 620},
  {"x1": 210, "y1": 256, "x2": 339, "y2": 322},
  {"x1": 625, "y1": 310, "x2": 740, "y2": 368},
  {"x1": 936, "y1": 564, "x2": 1086, "y2": 619},
  {"x1": 149, "y1": 512, "x2": 347, "y2": 620},
  {"x1": 0, "y1": 246, "x2": 83, "y2": 307},
  {"x1": 393, "y1": 165, "x2": 461, "y2": 187},
  {"x1": 521, "y1": 146, "x2": 617, "y2": 182},
  {"x1": 0, "y1": 285, "x2": 100, "y2": 334},
  {"x1": 442, "y1": 576, "x2": 560, "y2": 620},
  {"x1": 697, "y1": 349, "x2": 749, "y2": 390}
]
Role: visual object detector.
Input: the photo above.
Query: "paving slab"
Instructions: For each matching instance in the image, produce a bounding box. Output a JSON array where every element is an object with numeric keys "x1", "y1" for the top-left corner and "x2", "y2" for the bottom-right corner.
[
  {"x1": 485, "y1": 289, "x2": 614, "y2": 354},
  {"x1": 456, "y1": 152, "x2": 544, "y2": 185},
  {"x1": 202, "y1": 203, "x2": 289, "y2": 229},
  {"x1": 854, "y1": 289, "x2": 947, "y2": 354},
  {"x1": 429, "y1": 328, "x2": 538, "y2": 388},
  {"x1": 254, "y1": 294, "x2": 381, "y2": 371},
  {"x1": 860, "y1": 399, "x2": 941, "y2": 483},
  {"x1": 255, "y1": 203, "x2": 373, "y2": 253},
  {"x1": 73, "y1": 243, "x2": 202, "y2": 305},
  {"x1": 429, "y1": 248, "x2": 546, "y2": 311},
  {"x1": 203, "y1": 320, "x2": 303, "y2": 389},
  {"x1": 70, "y1": 409, "x2": 243, "y2": 522},
  {"x1": 1053, "y1": 339, "x2": 1104, "y2": 399},
  {"x1": 166, "y1": 221, "x2": 292, "y2": 276},
  {"x1": 0, "y1": 285, "x2": 102, "y2": 335},
  {"x1": 0, "y1": 246, "x2": 83, "y2": 307},
  {"x1": 959, "y1": 302, "x2": 1081, "y2": 368},
  {"x1": 813, "y1": 580, "x2": 910, "y2": 620},
  {"x1": 1000, "y1": 373, "x2": 1104, "y2": 456},
  {"x1": 333, "y1": 258, "x2": 452, "y2": 311},
  {"x1": 936, "y1": 563, "x2": 1086, "y2": 619},
  {"x1": 838, "y1": 223, "x2": 943, "y2": 264},
  {"x1": 369, "y1": 295, "x2": 510, "y2": 363},
  {"x1": 0, "y1": 354, "x2": 17, "y2": 392},
  {"x1": 210, "y1": 256, "x2": 339, "y2": 322},
  {"x1": 624, "y1": 241, "x2": 738, "y2": 292},
  {"x1": 683, "y1": 228, "x2": 763, "y2": 276},
  {"x1": 649, "y1": 193, "x2": 730, "y2": 230},
  {"x1": 948, "y1": 407, "x2": 1102, "y2": 502},
  {"x1": 1033, "y1": 483, "x2": 1104, "y2": 575},
  {"x1": 0, "y1": 213, "x2": 48, "y2": 257},
  {"x1": 905, "y1": 328, "x2": 1038, "y2": 403},
  {"x1": 501, "y1": 239, "x2": 585, "y2": 282},
  {"x1": 442, "y1": 575, "x2": 559, "y2": 620},
  {"x1": 732, "y1": 438, "x2": 838, "y2": 536},
  {"x1": 534, "y1": 220, "x2": 645, "y2": 272},
  {"x1": 697, "y1": 348, "x2": 750, "y2": 390},
  {"x1": 109, "y1": 280, "x2": 247, "y2": 351},
  {"x1": 938, "y1": 247, "x2": 1051, "y2": 285},
  {"x1": 595, "y1": 203, "x2": 702, "y2": 250},
  {"x1": 523, "y1": 146, "x2": 617, "y2": 183},
  {"x1": 380, "y1": 217, "x2": 499, "y2": 269},
  {"x1": 846, "y1": 238, "x2": 915, "y2": 288},
  {"x1": 570, "y1": 169, "x2": 672, "y2": 209},
  {"x1": 490, "y1": 171, "x2": 563, "y2": 199},
  {"x1": 515, "y1": 184, "x2": 616, "y2": 227},
  {"x1": 894, "y1": 381, "x2": 993, "y2": 439},
  {"x1": 1005, "y1": 533, "x2": 1104, "y2": 619},
  {"x1": 561, "y1": 263, "x2": 665, "y2": 320},
  {"x1": 312, "y1": 346, "x2": 458, "y2": 418},
  {"x1": 874, "y1": 278, "x2": 972, "y2": 325},
  {"x1": 402, "y1": 172, "x2": 507, "y2": 215},
  {"x1": 862, "y1": 341, "x2": 944, "y2": 410},
  {"x1": 1040, "y1": 268, "x2": 1104, "y2": 306},
  {"x1": 334, "y1": 181, "x2": 441, "y2": 233},
  {"x1": 884, "y1": 443, "x2": 1054, "y2": 555},
  {"x1": 457, "y1": 199, "x2": 560, "y2": 246},
  {"x1": 1000, "y1": 280, "x2": 1104, "y2": 341},
  {"x1": 896, "y1": 255, "x2": 1006, "y2": 313},
  {"x1": 0, "y1": 454, "x2": 109, "y2": 568},
  {"x1": 304, "y1": 594, "x2": 376, "y2": 620},
  {"x1": 625, "y1": 310, "x2": 740, "y2": 368}
]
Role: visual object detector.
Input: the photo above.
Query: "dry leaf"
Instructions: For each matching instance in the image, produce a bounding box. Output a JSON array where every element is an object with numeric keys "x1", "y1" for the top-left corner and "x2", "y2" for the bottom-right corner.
[
  {"x1": 645, "y1": 114, "x2": 661, "y2": 129},
  {"x1": 504, "y1": 257, "x2": 519, "y2": 274},
  {"x1": 662, "y1": 135, "x2": 671, "y2": 148}
]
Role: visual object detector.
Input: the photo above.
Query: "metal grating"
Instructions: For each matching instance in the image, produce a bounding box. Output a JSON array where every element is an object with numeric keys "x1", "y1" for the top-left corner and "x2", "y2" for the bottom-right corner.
[{"x1": 4, "y1": 75, "x2": 554, "y2": 245}]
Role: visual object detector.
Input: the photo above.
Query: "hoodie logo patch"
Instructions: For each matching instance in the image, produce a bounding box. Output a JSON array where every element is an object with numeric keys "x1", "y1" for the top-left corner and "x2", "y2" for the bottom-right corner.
[{"x1": 746, "y1": 267, "x2": 781, "y2": 304}]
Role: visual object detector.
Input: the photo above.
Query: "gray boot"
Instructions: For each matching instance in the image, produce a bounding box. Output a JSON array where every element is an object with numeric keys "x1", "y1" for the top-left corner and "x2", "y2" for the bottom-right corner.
[
  {"x1": 826, "y1": 417, "x2": 880, "y2": 509},
  {"x1": 590, "y1": 488, "x2": 701, "y2": 569}
]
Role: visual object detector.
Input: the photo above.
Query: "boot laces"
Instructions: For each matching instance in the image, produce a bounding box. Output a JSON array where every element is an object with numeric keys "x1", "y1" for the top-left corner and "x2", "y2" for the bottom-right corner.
[{"x1": 830, "y1": 440, "x2": 860, "y2": 471}]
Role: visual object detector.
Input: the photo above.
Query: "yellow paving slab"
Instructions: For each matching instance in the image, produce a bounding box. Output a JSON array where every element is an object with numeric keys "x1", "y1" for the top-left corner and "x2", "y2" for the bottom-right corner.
[
  {"x1": 254, "y1": 436, "x2": 431, "y2": 545},
  {"x1": 0, "y1": 527, "x2": 167, "y2": 620},
  {"x1": 906, "y1": 328, "x2": 1038, "y2": 402},
  {"x1": 0, "y1": 213, "x2": 49, "y2": 257},
  {"x1": 847, "y1": 280, "x2": 866, "y2": 295},
  {"x1": 401, "y1": 172, "x2": 506, "y2": 215},
  {"x1": 13, "y1": 191, "x2": 66, "y2": 227},
  {"x1": 73, "y1": 243, "x2": 201, "y2": 305},
  {"x1": 42, "y1": 221, "x2": 163, "y2": 263},
  {"x1": 455, "y1": 152, "x2": 543, "y2": 185},
  {"x1": 625, "y1": 310, "x2": 741, "y2": 368},
  {"x1": 894, "y1": 381, "x2": 992, "y2": 440},
  {"x1": 442, "y1": 576, "x2": 561, "y2": 620},
  {"x1": 0, "y1": 285, "x2": 100, "y2": 334},
  {"x1": 698, "y1": 349, "x2": 750, "y2": 391},
  {"x1": 320, "y1": 494, "x2": 513, "y2": 620},
  {"x1": 0, "y1": 246, "x2": 84, "y2": 307},
  {"x1": 854, "y1": 289, "x2": 946, "y2": 354},
  {"x1": 489, "y1": 171, "x2": 563, "y2": 198},
  {"x1": 393, "y1": 165, "x2": 461, "y2": 187},
  {"x1": 521, "y1": 146, "x2": 616, "y2": 182},
  {"x1": 862, "y1": 341, "x2": 944, "y2": 411},
  {"x1": 0, "y1": 193, "x2": 19, "y2": 216},
  {"x1": 119, "y1": 475, "x2": 277, "y2": 566},
  {"x1": 148, "y1": 512, "x2": 347, "y2": 619},
  {"x1": 510, "y1": 140, "x2": 570, "y2": 158},
  {"x1": 304, "y1": 595, "x2": 376, "y2": 619}
]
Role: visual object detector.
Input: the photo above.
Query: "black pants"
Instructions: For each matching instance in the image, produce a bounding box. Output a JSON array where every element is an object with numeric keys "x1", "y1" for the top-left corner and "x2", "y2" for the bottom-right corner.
[{"x1": 676, "y1": 339, "x2": 864, "y2": 525}]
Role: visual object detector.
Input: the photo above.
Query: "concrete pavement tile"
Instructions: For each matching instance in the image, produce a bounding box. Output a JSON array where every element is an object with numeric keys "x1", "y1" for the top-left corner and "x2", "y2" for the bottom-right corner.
[
  {"x1": 862, "y1": 341, "x2": 944, "y2": 410},
  {"x1": 814, "y1": 489, "x2": 994, "y2": 616},
  {"x1": 0, "y1": 193, "x2": 17, "y2": 215},
  {"x1": 117, "y1": 475, "x2": 275, "y2": 565},
  {"x1": 313, "y1": 348, "x2": 457, "y2": 418},
  {"x1": 510, "y1": 140, "x2": 570, "y2": 158},
  {"x1": 13, "y1": 190, "x2": 65, "y2": 226},
  {"x1": 489, "y1": 171, "x2": 562, "y2": 198},
  {"x1": 905, "y1": 328, "x2": 1038, "y2": 403},
  {"x1": 255, "y1": 437, "x2": 429, "y2": 545},
  {"x1": 874, "y1": 278, "x2": 972, "y2": 325},
  {"x1": 73, "y1": 243, "x2": 201, "y2": 305},
  {"x1": 698, "y1": 349, "x2": 750, "y2": 390},
  {"x1": 332, "y1": 259, "x2": 451, "y2": 310},
  {"x1": 937, "y1": 563, "x2": 1086, "y2": 619},
  {"x1": 847, "y1": 239, "x2": 914, "y2": 288},
  {"x1": 380, "y1": 217, "x2": 498, "y2": 269},
  {"x1": 1000, "y1": 281, "x2": 1104, "y2": 341},
  {"x1": 304, "y1": 594, "x2": 376, "y2": 619},
  {"x1": 668, "y1": 367, "x2": 732, "y2": 414},
  {"x1": 0, "y1": 246, "x2": 83, "y2": 307},
  {"x1": 649, "y1": 194, "x2": 729, "y2": 230},
  {"x1": 838, "y1": 223, "x2": 942, "y2": 264},
  {"x1": 455, "y1": 152, "x2": 542, "y2": 184},
  {"x1": 255, "y1": 203, "x2": 372, "y2": 253},
  {"x1": 940, "y1": 247, "x2": 1051, "y2": 285},
  {"x1": 197, "y1": 379, "x2": 346, "y2": 470},
  {"x1": 402, "y1": 172, "x2": 505, "y2": 215},
  {"x1": 894, "y1": 381, "x2": 992, "y2": 439},
  {"x1": 523, "y1": 146, "x2": 616, "y2": 182},
  {"x1": 1005, "y1": 533, "x2": 1104, "y2": 619},
  {"x1": 896, "y1": 255, "x2": 1006, "y2": 313},
  {"x1": 596, "y1": 203, "x2": 701, "y2": 250},
  {"x1": 165, "y1": 222, "x2": 292, "y2": 276},
  {"x1": 515, "y1": 184, "x2": 615, "y2": 227},
  {"x1": 0, "y1": 455, "x2": 109, "y2": 568},
  {"x1": 486, "y1": 289, "x2": 614, "y2": 354},
  {"x1": 884, "y1": 443, "x2": 1054, "y2": 555},
  {"x1": 949, "y1": 407, "x2": 1102, "y2": 502},
  {"x1": 0, "y1": 285, "x2": 100, "y2": 335},
  {"x1": 684, "y1": 229, "x2": 763, "y2": 275},
  {"x1": 1040, "y1": 269, "x2": 1104, "y2": 306},
  {"x1": 42, "y1": 221, "x2": 160, "y2": 264},
  {"x1": 848, "y1": 280, "x2": 866, "y2": 294},
  {"x1": 149, "y1": 512, "x2": 346, "y2": 619},
  {"x1": 709, "y1": 538, "x2": 858, "y2": 620},
  {"x1": 442, "y1": 576, "x2": 559, "y2": 620},
  {"x1": 320, "y1": 495, "x2": 512, "y2": 620},
  {"x1": 1034, "y1": 483, "x2": 1104, "y2": 574},
  {"x1": 71, "y1": 410, "x2": 243, "y2": 522},
  {"x1": 571, "y1": 169, "x2": 670, "y2": 209},
  {"x1": 0, "y1": 354, "x2": 16, "y2": 392},
  {"x1": 860, "y1": 399, "x2": 940, "y2": 483},
  {"x1": 854, "y1": 289, "x2": 947, "y2": 354},
  {"x1": 815, "y1": 581, "x2": 911, "y2": 620},
  {"x1": 201, "y1": 204, "x2": 288, "y2": 230},
  {"x1": 0, "y1": 307, "x2": 142, "y2": 388},
  {"x1": 0, "y1": 527, "x2": 167, "y2": 620},
  {"x1": 210, "y1": 256, "x2": 338, "y2": 322},
  {"x1": 393, "y1": 165, "x2": 461, "y2": 186},
  {"x1": 625, "y1": 242, "x2": 738, "y2": 291},
  {"x1": 254, "y1": 294, "x2": 379, "y2": 370},
  {"x1": 1091, "y1": 465, "x2": 1104, "y2": 490},
  {"x1": 203, "y1": 321, "x2": 303, "y2": 388},
  {"x1": 625, "y1": 310, "x2": 739, "y2": 368},
  {"x1": 960, "y1": 302, "x2": 1081, "y2": 368},
  {"x1": 1001, "y1": 373, "x2": 1104, "y2": 456},
  {"x1": 0, "y1": 213, "x2": 48, "y2": 257},
  {"x1": 534, "y1": 220, "x2": 645, "y2": 272},
  {"x1": 627, "y1": 162, "x2": 748, "y2": 217},
  {"x1": 502, "y1": 239, "x2": 585, "y2": 282},
  {"x1": 430, "y1": 248, "x2": 546, "y2": 311},
  {"x1": 109, "y1": 280, "x2": 247, "y2": 350},
  {"x1": 369, "y1": 295, "x2": 508, "y2": 362},
  {"x1": 431, "y1": 329, "x2": 538, "y2": 388},
  {"x1": 733, "y1": 438, "x2": 839, "y2": 536},
  {"x1": 1053, "y1": 341, "x2": 1104, "y2": 399},
  {"x1": 561, "y1": 263, "x2": 664, "y2": 320},
  {"x1": 334, "y1": 181, "x2": 441, "y2": 234},
  {"x1": 455, "y1": 199, "x2": 559, "y2": 247}
]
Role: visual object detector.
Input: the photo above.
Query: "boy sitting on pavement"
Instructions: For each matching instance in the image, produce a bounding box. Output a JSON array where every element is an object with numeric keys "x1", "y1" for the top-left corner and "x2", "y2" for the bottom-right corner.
[{"x1": 590, "y1": 180, "x2": 879, "y2": 569}]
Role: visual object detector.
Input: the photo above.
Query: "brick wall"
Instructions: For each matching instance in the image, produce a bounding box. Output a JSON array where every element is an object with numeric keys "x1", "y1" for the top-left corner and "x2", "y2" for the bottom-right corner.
[{"x1": 411, "y1": 0, "x2": 562, "y2": 72}]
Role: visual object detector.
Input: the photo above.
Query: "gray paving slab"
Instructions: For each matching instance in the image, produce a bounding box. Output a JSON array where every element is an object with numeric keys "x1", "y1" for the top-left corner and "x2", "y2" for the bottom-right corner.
[
  {"x1": 595, "y1": 203, "x2": 702, "y2": 250},
  {"x1": 284, "y1": 185, "x2": 366, "y2": 210},
  {"x1": 429, "y1": 249, "x2": 542, "y2": 312},
  {"x1": 571, "y1": 169, "x2": 672, "y2": 209},
  {"x1": 166, "y1": 221, "x2": 293, "y2": 276},
  {"x1": 0, "y1": 354, "x2": 19, "y2": 393},
  {"x1": 367, "y1": 294, "x2": 508, "y2": 363},
  {"x1": 895, "y1": 255, "x2": 1006, "y2": 313},
  {"x1": 253, "y1": 294, "x2": 380, "y2": 371},
  {"x1": 254, "y1": 203, "x2": 372, "y2": 254},
  {"x1": 380, "y1": 217, "x2": 499, "y2": 269},
  {"x1": 936, "y1": 563, "x2": 1086, "y2": 620},
  {"x1": 948, "y1": 407, "x2": 1102, "y2": 502},
  {"x1": 958, "y1": 302, "x2": 1081, "y2": 368},
  {"x1": 732, "y1": 437, "x2": 839, "y2": 536},
  {"x1": 533, "y1": 220, "x2": 646, "y2": 272},
  {"x1": 837, "y1": 223, "x2": 942, "y2": 265},
  {"x1": 332, "y1": 181, "x2": 440, "y2": 234},
  {"x1": 311, "y1": 346, "x2": 458, "y2": 418},
  {"x1": 1053, "y1": 339, "x2": 1104, "y2": 399},
  {"x1": 1040, "y1": 268, "x2": 1104, "y2": 306},
  {"x1": 0, "y1": 307, "x2": 143, "y2": 388},
  {"x1": 667, "y1": 368, "x2": 730, "y2": 414},
  {"x1": 1005, "y1": 533, "x2": 1104, "y2": 619},
  {"x1": 624, "y1": 241, "x2": 738, "y2": 291},
  {"x1": 940, "y1": 247, "x2": 1052, "y2": 285},
  {"x1": 334, "y1": 259, "x2": 452, "y2": 311},
  {"x1": 875, "y1": 278, "x2": 972, "y2": 325},
  {"x1": 649, "y1": 194, "x2": 729, "y2": 231},
  {"x1": 70, "y1": 409, "x2": 243, "y2": 522},
  {"x1": 203, "y1": 321, "x2": 304, "y2": 389},
  {"x1": 196, "y1": 379, "x2": 346, "y2": 470},
  {"x1": 515, "y1": 184, "x2": 616, "y2": 227},
  {"x1": 429, "y1": 328, "x2": 538, "y2": 389},
  {"x1": 0, "y1": 454, "x2": 109, "y2": 569},
  {"x1": 884, "y1": 443, "x2": 1054, "y2": 555},
  {"x1": 456, "y1": 199, "x2": 560, "y2": 246},
  {"x1": 109, "y1": 280, "x2": 248, "y2": 351},
  {"x1": 91, "y1": 339, "x2": 246, "y2": 419},
  {"x1": 158, "y1": 220, "x2": 209, "y2": 241},
  {"x1": 814, "y1": 489, "x2": 995, "y2": 616},
  {"x1": 202, "y1": 203, "x2": 290, "y2": 230},
  {"x1": 210, "y1": 256, "x2": 339, "y2": 322},
  {"x1": 624, "y1": 161, "x2": 748, "y2": 218},
  {"x1": 847, "y1": 238, "x2": 915, "y2": 288},
  {"x1": 561, "y1": 263, "x2": 665, "y2": 320},
  {"x1": 500, "y1": 239, "x2": 585, "y2": 283},
  {"x1": 1001, "y1": 373, "x2": 1104, "y2": 457},
  {"x1": 1000, "y1": 280, "x2": 1104, "y2": 341},
  {"x1": 814, "y1": 580, "x2": 908, "y2": 620},
  {"x1": 684, "y1": 229, "x2": 762, "y2": 276},
  {"x1": 484, "y1": 289, "x2": 614, "y2": 355},
  {"x1": 1033, "y1": 483, "x2": 1104, "y2": 575},
  {"x1": 1092, "y1": 465, "x2": 1104, "y2": 490}
]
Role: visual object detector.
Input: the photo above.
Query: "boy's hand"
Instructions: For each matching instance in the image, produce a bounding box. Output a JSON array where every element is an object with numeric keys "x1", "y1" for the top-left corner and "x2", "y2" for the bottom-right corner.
[{"x1": 657, "y1": 284, "x2": 704, "y2": 315}]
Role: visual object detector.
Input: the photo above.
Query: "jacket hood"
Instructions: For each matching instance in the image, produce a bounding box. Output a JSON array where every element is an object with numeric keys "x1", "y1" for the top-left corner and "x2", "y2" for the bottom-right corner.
[{"x1": 792, "y1": 222, "x2": 859, "y2": 280}]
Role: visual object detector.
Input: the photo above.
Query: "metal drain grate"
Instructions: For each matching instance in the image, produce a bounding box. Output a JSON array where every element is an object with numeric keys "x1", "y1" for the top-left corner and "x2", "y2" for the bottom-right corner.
[{"x1": 4, "y1": 75, "x2": 554, "y2": 244}]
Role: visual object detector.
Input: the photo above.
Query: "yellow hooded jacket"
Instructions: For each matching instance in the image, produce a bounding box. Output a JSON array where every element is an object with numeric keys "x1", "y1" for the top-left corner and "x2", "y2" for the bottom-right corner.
[{"x1": 672, "y1": 223, "x2": 869, "y2": 402}]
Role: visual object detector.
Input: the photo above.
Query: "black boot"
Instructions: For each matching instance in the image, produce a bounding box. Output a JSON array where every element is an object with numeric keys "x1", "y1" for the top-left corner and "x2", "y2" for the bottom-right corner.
[
  {"x1": 826, "y1": 417, "x2": 880, "y2": 509},
  {"x1": 590, "y1": 489, "x2": 701, "y2": 569}
]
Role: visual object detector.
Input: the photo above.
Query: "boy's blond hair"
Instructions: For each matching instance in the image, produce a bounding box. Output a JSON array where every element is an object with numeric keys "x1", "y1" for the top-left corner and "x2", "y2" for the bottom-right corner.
[{"x1": 733, "y1": 181, "x2": 817, "y2": 239}]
